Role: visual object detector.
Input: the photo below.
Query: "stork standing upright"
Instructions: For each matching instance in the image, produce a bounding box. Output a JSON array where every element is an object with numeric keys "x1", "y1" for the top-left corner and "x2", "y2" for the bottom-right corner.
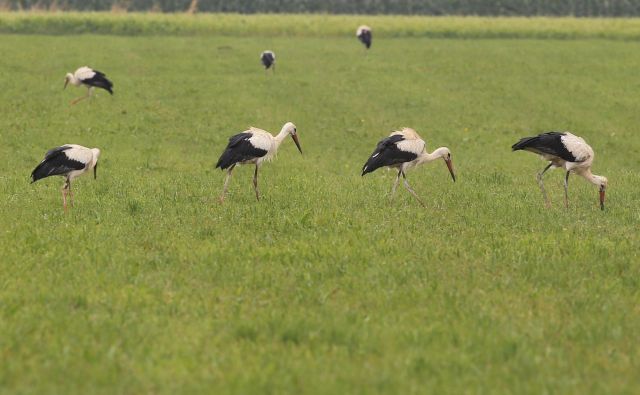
[
  {"x1": 64, "y1": 66, "x2": 113, "y2": 105},
  {"x1": 362, "y1": 128, "x2": 456, "y2": 207},
  {"x1": 260, "y1": 50, "x2": 276, "y2": 72},
  {"x1": 512, "y1": 131, "x2": 608, "y2": 210},
  {"x1": 356, "y1": 25, "x2": 372, "y2": 49},
  {"x1": 215, "y1": 122, "x2": 302, "y2": 203},
  {"x1": 31, "y1": 144, "x2": 101, "y2": 212}
]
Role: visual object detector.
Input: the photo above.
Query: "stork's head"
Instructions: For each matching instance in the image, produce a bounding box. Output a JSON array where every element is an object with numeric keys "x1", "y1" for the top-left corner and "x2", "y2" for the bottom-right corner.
[
  {"x1": 594, "y1": 175, "x2": 608, "y2": 210},
  {"x1": 283, "y1": 122, "x2": 302, "y2": 154},
  {"x1": 439, "y1": 147, "x2": 456, "y2": 182},
  {"x1": 63, "y1": 73, "x2": 74, "y2": 89},
  {"x1": 91, "y1": 148, "x2": 101, "y2": 179}
]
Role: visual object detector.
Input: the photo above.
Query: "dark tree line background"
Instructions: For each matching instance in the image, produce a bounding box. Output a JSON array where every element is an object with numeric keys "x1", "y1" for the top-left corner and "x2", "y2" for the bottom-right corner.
[{"x1": 5, "y1": 0, "x2": 640, "y2": 16}]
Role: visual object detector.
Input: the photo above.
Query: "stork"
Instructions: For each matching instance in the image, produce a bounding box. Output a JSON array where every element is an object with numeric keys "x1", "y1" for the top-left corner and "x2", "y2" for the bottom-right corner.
[
  {"x1": 356, "y1": 25, "x2": 372, "y2": 49},
  {"x1": 215, "y1": 122, "x2": 302, "y2": 203},
  {"x1": 512, "y1": 131, "x2": 608, "y2": 210},
  {"x1": 260, "y1": 50, "x2": 276, "y2": 72},
  {"x1": 64, "y1": 66, "x2": 113, "y2": 105},
  {"x1": 362, "y1": 128, "x2": 456, "y2": 207},
  {"x1": 31, "y1": 144, "x2": 101, "y2": 212}
]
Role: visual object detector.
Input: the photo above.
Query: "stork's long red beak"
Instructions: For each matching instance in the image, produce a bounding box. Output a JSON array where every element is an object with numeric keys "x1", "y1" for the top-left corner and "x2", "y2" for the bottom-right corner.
[
  {"x1": 94, "y1": 164, "x2": 98, "y2": 180},
  {"x1": 599, "y1": 188, "x2": 605, "y2": 211},
  {"x1": 64, "y1": 79, "x2": 69, "y2": 90},
  {"x1": 445, "y1": 158, "x2": 456, "y2": 182},
  {"x1": 291, "y1": 134, "x2": 302, "y2": 154}
]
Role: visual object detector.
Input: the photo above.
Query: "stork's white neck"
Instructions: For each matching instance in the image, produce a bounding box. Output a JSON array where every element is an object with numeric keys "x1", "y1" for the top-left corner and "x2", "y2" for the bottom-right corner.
[
  {"x1": 66, "y1": 73, "x2": 81, "y2": 86},
  {"x1": 274, "y1": 125, "x2": 290, "y2": 147},
  {"x1": 90, "y1": 148, "x2": 101, "y2": 168},
  {"x1": 417, "y1": 147, "x2": 450, "y2": 165},
  {"x1": 581, "y1": 169, "x2": 606, "y2": 187}
]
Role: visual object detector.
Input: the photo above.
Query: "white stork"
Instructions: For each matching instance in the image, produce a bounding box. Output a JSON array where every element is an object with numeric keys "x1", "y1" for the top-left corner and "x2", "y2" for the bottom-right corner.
[
  {"x1": 31, "y1": 144, "x2": 101, "y2": 212},
  {"x1": 362, "y1": 128, "x2": 456, "y2": 207},
  {"x1": 215, "y1": 122, "x2": 302, "y2": 203},
  {"x1": 356, "y1": 25, "x2": 372, "y2": 49},
  {"x1": 512, "y1": 131, "x2": 608, "y2": 210},
  {"x1": 64, "y1": 66, "x2": 113, "y2": 105},
  {"x1": 260, "y1": 50, "x2": 276, "y2": 72}
]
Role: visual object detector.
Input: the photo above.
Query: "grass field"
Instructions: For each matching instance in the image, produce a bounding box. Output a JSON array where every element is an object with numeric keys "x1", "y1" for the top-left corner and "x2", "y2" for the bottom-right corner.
[
  {"x1": 6, "y1": 12, "x2": 640, "y2": 40},
  {"x1": 1, "y1": 14, "x2": 640, "y2": 394}
]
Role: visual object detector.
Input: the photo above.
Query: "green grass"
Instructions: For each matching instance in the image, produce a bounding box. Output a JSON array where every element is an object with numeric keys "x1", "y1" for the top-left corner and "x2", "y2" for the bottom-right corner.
[
  {"x1": 1, "y1": 17, "x2": 640, "y2": 395},
  {"x1": 5, "y1": 12, "x2": 640, "y2": 40}
]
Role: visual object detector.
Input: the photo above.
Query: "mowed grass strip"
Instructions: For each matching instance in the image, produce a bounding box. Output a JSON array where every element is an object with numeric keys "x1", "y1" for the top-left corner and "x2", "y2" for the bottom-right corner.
[{"x1": 0, "y1": 28, "x2": 639, "y2": 394}]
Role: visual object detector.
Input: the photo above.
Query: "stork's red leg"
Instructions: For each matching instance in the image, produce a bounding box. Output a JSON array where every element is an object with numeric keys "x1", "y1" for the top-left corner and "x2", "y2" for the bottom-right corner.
[
  {"x1": 390, "y1": 168, "x2": 402, "y2": 198},
  {"x1": 253, "y1": 165, "x2": 260, "y2": 201},
  {"x1": 68, "y1": 181, "x2": 74, "y2": 207},
  {"x1": 71, "y1": 94, "x2": 89, "y2": 105},
  {"x1": 537, "y1": 163, "x2": 553, "y2": 208},
  {"x1": 563, "y1": 171, "x2": 570, "y2": 209},
  {"x1": 61, "y1": 186, "x2": 68, "y2": 213},
  {"x1": 219, "y1": 164, "x2": 235, "y2": 204},
  {"x1": 402, "y1": 171, "x2": 426, "y2": 208},
  {"x1": 71, "y1": 88, "x2": 90, "y2": 105}
]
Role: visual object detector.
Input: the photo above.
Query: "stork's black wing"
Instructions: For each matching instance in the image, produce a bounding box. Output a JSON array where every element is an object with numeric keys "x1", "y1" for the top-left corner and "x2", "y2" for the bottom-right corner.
[
  {"x1": 82, "y1": 69, "x2": 113, "y2": 94},
  {"x1": 216, "y1": 133, "x2": 268, "y2": 170},
  {"x1": 44, "y1": 145, "x2": 70, "y2": 160},
  {"x1": 362, "y1": 135, "x2": 418, "y2": 176},
  {"x1": 261, "y1": 53, "x2": 274, "y2": 69},
  {"x1": 358, "y1": 31, "x2": 372, "y2": 49},
  {"x1": 512, "y1": 132, "x2": 577, "y2": 162},
  {"x1": 31, "y1": 146, "x2": 85, "y2": 183}
]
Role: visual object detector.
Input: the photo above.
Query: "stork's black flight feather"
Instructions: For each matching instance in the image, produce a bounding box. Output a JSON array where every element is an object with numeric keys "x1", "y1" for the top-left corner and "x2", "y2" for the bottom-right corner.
[
  {"x1": 512, "y1": 132, "x2": 578, "y2": 162},
  {"x1": 362, "y1": 135, "x2": 418, "y2": 176},
  {"x1": 31, "y1": 146, "x2": 85, "y2": 183},
  {"x1": 216, "y1": 133, "x2": 268, "y2": 170},
  {"x1": 82, "y1": 70, "x2": 113, "y2": 94},
  {"x1": 358, "y1": 30, "x2": 372, "y2": 49},
  {"x1": 261, "y1": 52, "x2": 275, "y2": 69}
]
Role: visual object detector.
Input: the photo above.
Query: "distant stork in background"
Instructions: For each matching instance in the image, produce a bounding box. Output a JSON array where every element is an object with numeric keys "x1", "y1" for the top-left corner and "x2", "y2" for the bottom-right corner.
[
  {"x1": 356, "y1": 25, "x2": 372, "y2": 49},
  {"x1": 260, "y1": 50, "x2": 276, "y2": 72},
  {"x1": 64, "y1": 66, "x2": 113, "y2": 105},
  {"x1": 362, "y1": 128, "x2": 456, "y2": 207},
  {"x1": 31, "y1": 144, "x2": 101, "y2": 212},
  {"x1": 216, "y1": 122, "x2": 302, "y2": 203},
  {"x1": 512, "y1": 131, "x2": 608, "y2": 210}
]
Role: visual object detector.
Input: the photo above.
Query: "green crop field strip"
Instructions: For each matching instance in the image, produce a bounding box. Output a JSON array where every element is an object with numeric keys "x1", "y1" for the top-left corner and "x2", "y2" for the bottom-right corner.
[
  {"x1": 0, "y1": 14, "x2": 639, "y2": 394},
  {"x1": 6, "y1": 13, "x2": 640, "y2": 39}
]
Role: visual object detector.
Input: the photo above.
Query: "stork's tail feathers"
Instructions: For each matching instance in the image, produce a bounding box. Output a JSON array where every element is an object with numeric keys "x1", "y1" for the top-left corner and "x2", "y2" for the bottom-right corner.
[
  {"x1": 361, "y1": 155, "x2": 382, "y2": 176},
  {"x1": 30, "y1": 163, "x2": 50, "y2": 183},
  {"x1": 104, "y1": 83, "x2": 114, "y2": 95},
  {"x1": 512, "y1": 136, "x2": 539, "y2": 151},
  {"x1": 92, "y1": 74, "x2": 114, "y2": 95},
  {"x1": 215, "y1": 150, "x2": 235, "y2": 170}
]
